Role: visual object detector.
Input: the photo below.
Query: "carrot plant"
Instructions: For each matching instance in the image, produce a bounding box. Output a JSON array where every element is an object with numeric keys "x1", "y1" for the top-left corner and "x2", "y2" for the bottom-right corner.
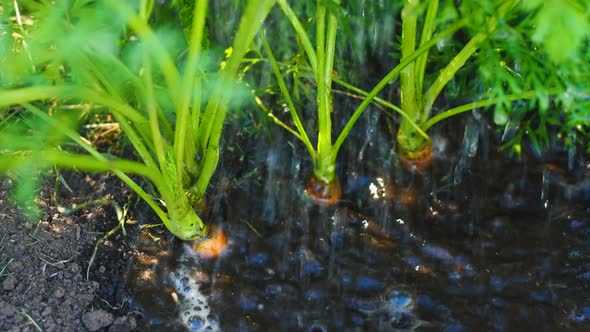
[
  {"x1": 375, "y1": 0, "x2": 589, "y2": 168},
  {"x1": 0, "y1": 0, "x2": 275, "y2": 240},
  {"x1": 264, "y1": 0, "x2": 472, "y2": 203}
]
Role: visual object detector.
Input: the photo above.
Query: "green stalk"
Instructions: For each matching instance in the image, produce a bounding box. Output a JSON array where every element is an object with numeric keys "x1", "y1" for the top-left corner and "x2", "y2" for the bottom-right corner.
[
  {"x1": 314, "y1": 0, "x2": 339, "y2": 183},
  {"x1": 192, "y1": 0, "x2": 276, "y2": 199},
  {"x1": 106, "y1": 0, "x2": 182, "y2": 111},
  {"x1": 26, "y1": 103, "x2": 203, "y2": 240},
  {"x1": 333, "y1": 18, "x2": 467, "y2": 154},
  {"x1": 139, "y1": 0, "x2": 155, "y2": 20},
  {"x1": 421, "y1": 0, "x2": 520, "y2": 123},
  {"x1": 0, "y1": 150, "x2": 157, "y2": 185},
  {"x1": 0, "y1": 86, "x2": 70, "y2": 108},
  {"x1": 400, "y1": 0, "x2": 419, "y2": 119},
  {"x1": 276, "y1": 0, "x2": 318, "y2": 74},
  {"x1": 396, "y1": 0, "x2": 521, "y2": 153},
  {"x1": 415, "y1": 0, "x2": 439, "y2": 102},
  {"x1": 21, "y1": 134, "x2": 202, "y2": 240},
  {"x1": 421, "y1": 90, "x2": 554, "y2": 131},
  {"x1": 197, "y1": 0, "x2": 276, "y2": 150},
  {"x1": 107, "y1": 110, "x2": 157, "y2": 169},
  {"x1": 174, "y1": 0, "x2": 208, "y2": 186},
  {"x1": 262, "y1": 32, "x2": 315, "y2": 158},
  {"x1": 333, "y1": 78, "x2": 428, "y2": 139},
  {"x1": 398, "y1": 0, "x2": 425, "y2": 152},
  {"x1": 420, "y1": 32, "x2": 486, "y2": 123},
  {"x1": 143, "y1": 54, "x2": 168, "y2": 170},
  {"x1": 75, "y1": 88, "x2": 148, "y2": 124},
  {"x1": 0, "y1": 87, "x2": 157, "y2": 168}
]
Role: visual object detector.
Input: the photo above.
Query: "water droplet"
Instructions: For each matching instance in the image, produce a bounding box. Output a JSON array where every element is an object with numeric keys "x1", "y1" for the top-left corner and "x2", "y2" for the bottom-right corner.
[
  {"x1": 388, "y1": 312, "x2": 415, "y2": 329},
  {"x1": 187, "y1": 315, "x2": 205, "y2": 331},
  {"x1": 207, "y1": 314, "x2": 218, "y2": 325},
  {"x1": 354, "y1": 276, "x2": 384, "y2": 292},
  {"x1": 570, "y1": 219, "x2": 586, "y2": 230},
  {"x1": 421, "y1": 244, "x2": 454, "y2": 262},
  {"x1": 387, "y1": 290, "x2": 414, "y2": 310},
  {"x1": 248, "y1": 252, "x2": 269, "y2": 267},
  {"x1": 181, "y1": 277, "x2": 190, "y2": 287},
  {"x1": 308, "y1": 322, "x2": 328, "y2": 332},
  {"x1": 445, "y1": 322, "x2": 467, "y2": 332},
  {"x1": 416, "y1": 294, "x2": 435, "y2": 308}
]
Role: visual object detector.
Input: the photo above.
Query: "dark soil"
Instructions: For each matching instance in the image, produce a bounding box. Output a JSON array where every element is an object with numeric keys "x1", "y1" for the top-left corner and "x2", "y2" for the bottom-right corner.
[{"x1": 0, "y1": 171, "x2": 139, "y2": 332}]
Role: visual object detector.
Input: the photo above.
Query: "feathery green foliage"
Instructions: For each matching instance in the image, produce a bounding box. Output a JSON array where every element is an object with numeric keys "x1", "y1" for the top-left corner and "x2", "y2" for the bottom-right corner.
[{"x1": 0, "y1": 0, "x2": 276, "y2": 239}]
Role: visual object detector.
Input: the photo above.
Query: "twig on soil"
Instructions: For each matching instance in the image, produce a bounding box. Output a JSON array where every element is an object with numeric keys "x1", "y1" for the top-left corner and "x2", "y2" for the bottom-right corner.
[
  {"x1": 86, "y1": 223, "x2": 122, "y2": 280},
  {"x1": 37, "y1": 252, "x2": 74, "y2": 276},
  {"x1": 86, "y1": 202, "x2": 127, "y2": 280},
  {"x1": 243, "y1": 219, "x2": 262, "y2": 237},
  {"x1": 16, "y1": 307, "x2": 43, "y2": 332},
  {"x1": 58, "y1": 173, "x2": 75, "y2": 195},
  {"x1": 0, "y1": 234, "x2": 6, "y2": 254},
  {"x1": 25, "y1": 233, "x2": 42, "y2": 246},
  {"x1": 0, "y1": 257, "x2": 14, "y2": 277},
  {"x1": 56, "y1": 198, "x2": 111, "y2": 215},
  {"x1": 139, "y1": 223, "x2": 164, "y2": 229},
  {"x1": 36, "y1": 251, "x2": 73, "y2": 266}
]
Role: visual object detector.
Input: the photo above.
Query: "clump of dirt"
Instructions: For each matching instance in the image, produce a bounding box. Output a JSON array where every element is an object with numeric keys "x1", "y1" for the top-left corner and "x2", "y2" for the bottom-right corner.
[{"x1": 0, "y1": 171, "x2": 139, "y2": 332}]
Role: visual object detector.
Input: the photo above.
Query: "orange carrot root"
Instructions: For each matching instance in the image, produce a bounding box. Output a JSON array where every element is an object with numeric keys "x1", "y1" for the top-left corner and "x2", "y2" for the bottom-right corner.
[
  {"x1": 399, "y1": 142, "x2": 433, "y2": 172},
  {"x1": 194, "y1": 226, "x2": 228, "y2": 259},
  {"x1": 305, "y1": 175, "x2": 342, "y2": 206}
]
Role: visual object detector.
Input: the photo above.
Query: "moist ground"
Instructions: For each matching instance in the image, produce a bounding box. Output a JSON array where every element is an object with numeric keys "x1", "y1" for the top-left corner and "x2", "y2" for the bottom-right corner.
[{"x1": 0, "y1": 171, "x2": 140, "y2": 332}]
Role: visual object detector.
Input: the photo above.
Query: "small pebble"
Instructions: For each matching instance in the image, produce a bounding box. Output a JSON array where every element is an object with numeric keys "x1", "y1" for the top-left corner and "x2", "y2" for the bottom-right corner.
[
  {"x1": 0, "y1": 300, "x2": 16, "y2": 317},
  {"x1": 53, "y1": 287, "x2": 66, "y2": 299},
  {"x1": 82, "y1": 309, "x2": 114, "y2": 331},
  {"x1": 9, "y1": 261, "x2": 24, "y2": 273},
  {"x1": 108, "y1": 316, "x2": 137, "y2": 332},
  {"x1": 42, "y1": 306, "x2": 53, "y2": 317},
  {"x1": 3, "y1": 275, "x2": 17, "y2": 291}
]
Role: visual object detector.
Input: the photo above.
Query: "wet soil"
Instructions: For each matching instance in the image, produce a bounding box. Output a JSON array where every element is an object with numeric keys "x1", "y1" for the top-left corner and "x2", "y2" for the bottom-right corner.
[
  {"x1": 1, "y1": 113, "x2": 589, "y2": 332},
  {"x1": 123, "y1": 114, "x2": 590, "y2": 332},
  {"x1": 0, "y1": 172, "x2": 139, "y2": 332}
]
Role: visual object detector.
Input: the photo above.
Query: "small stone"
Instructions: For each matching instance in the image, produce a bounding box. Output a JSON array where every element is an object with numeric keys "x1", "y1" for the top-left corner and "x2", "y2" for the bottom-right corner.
[
  {"x1": 0, "y1": 300, "x2": 16, "y2": 318},
  {"x1": 9, "y1": 261, "x2": 24, "y2": 273},
  {"x1": 3, "y1": 275, "x2": 17, "y2": 291},
  {"x1": 14, "y1": 245, "x2": 25, "y2": 256},
  {"x1": 69, "y1": 263, "x2": 81, "y2": 273},
  {"x1": 41, "y1": 306, "x2": 53, "y2": 317},
  {"x1": 108, "y1": 316, "x2": 137, "y2": 332},
  {"x1": 53, "y1": 287, "x2": 66, "y2": 299},
  {"x1": 82, "y1": 310, "x2": 114, "y2": 331},
  {"x1": 99, "y1": 266, "x2": 106, "y2": 273},
  {"x1": 77, "y1": 293, "x2": 95, "y2": 302}
]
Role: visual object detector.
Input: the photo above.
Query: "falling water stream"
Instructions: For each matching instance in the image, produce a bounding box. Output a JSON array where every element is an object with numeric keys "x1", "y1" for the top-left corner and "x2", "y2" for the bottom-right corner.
[{"x1": 122, "y1": 106, "x2": 590, "y2": 331}]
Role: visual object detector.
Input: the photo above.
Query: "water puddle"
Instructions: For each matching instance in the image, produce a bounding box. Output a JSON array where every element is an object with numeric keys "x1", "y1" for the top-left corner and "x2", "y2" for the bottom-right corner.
[{"x1": 124, "y1": 121, "x2": 590, "y2": 331}]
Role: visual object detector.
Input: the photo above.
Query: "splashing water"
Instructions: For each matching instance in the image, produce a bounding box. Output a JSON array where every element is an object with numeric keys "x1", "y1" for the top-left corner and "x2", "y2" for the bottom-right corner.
[
  {"x1": 171, "y1": 245, "x2": 220, "y2": 332},
  {"x1": 124, "y1": 90, "x2": 590, "y2": 331},
  {"x1": 453, "y1": 117, "x2": 480, "y2": 185}
]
